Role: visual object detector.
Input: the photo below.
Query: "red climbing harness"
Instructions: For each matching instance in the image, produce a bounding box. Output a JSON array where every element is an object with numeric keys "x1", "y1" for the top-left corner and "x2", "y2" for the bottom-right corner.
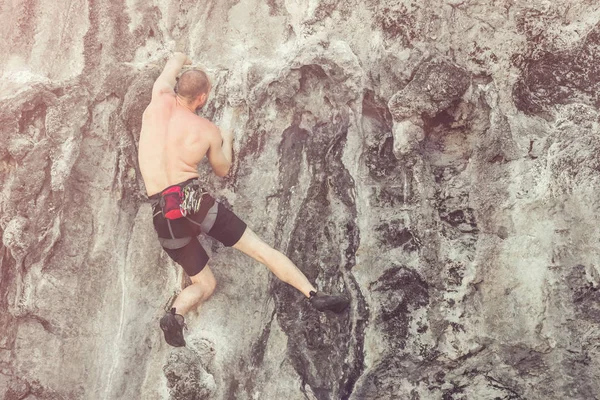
[
  {"x1": 159, "y1": 185, "x2": 185, "y2": 219},
  {"x1": 156, "y1": 179, "x2": 208, "y2": 220}
]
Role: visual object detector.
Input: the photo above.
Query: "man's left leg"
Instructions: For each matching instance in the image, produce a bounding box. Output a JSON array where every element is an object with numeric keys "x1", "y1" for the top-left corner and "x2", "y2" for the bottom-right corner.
[
  {"x1": 232, "y1": 228, "x2": 316, "y2": 297},
  {"x1": 204, "y1": 202, "x2": 350, "y2": 313},
  {"x1": 160, "y1": 236, "x2": 214, "y2": 347}
]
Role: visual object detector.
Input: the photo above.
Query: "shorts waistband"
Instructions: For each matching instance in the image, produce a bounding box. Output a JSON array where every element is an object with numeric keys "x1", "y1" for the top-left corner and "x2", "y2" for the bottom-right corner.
[{"x1": 148, "y1": 178, "x2": 199, "y2": 202}]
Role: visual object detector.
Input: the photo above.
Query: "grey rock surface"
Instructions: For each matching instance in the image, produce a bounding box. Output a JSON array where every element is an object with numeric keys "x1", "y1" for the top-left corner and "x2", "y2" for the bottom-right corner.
[
  {"x1": 164, "y1": 347, "x2": 216, "y2": 400},
  {"x1": 2, "y1": 1, "x2": 600, "y2": 399}
]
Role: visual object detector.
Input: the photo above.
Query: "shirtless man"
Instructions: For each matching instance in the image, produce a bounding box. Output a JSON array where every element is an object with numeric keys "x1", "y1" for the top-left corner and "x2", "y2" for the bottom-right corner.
[{"x1": 138, "y1": 52, "x2": 350, "y2": 347}]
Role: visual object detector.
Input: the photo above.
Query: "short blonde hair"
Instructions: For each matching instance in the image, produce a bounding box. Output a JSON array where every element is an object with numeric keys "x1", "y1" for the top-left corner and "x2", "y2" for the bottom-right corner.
[{"x1": 175, "y1": 69, "x2": 210, "y2": 100}]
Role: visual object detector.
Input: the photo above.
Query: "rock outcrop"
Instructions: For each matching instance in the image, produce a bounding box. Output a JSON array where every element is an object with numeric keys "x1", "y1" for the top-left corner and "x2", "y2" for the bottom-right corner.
[{"x1": 2, "y1": 1, "x2": 600, "y2": 399}]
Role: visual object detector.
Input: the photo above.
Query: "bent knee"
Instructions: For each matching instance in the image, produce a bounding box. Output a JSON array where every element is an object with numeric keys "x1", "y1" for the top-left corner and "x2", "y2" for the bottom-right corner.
[
  {"x1": 202, "y1": 276, "x2": 217, "y2": 299},
  {"x1": 190, "y1": 273, "x2": 217, "y2": 299}
]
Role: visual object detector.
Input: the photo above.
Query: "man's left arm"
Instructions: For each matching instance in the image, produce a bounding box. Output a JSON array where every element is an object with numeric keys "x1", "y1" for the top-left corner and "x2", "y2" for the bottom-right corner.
[{"x1": 152, "y1": 52, "x2": 191, "y2": 98}]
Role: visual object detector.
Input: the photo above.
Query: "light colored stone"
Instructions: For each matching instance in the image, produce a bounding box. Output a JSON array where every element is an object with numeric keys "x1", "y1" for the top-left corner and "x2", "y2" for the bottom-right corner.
[
  {"x1": 392, "y1": 119, "x2": 425, "y2": 157},
  {"x1": 2, "y1": 1, "x2": 600, "y2": 399}
]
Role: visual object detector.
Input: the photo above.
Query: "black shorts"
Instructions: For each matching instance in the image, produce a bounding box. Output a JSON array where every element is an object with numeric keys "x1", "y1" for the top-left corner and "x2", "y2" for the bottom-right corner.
[{"x1": 151, "y1": 187, "x2": 247, "y2": 276}]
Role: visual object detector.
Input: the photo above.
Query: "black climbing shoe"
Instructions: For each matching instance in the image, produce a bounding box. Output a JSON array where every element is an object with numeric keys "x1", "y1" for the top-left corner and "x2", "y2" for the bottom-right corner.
[
  {"x1": 160, "y1": 308, "x2": 186, "y2": 347},
  {"x1": 309, "y1": 291, "x2": 350, "y2": 313}
]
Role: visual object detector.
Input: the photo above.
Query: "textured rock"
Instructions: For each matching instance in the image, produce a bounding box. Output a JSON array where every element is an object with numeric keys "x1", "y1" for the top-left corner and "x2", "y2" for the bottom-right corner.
[
  {"x1": 2, "y1": 1, "x2": 600, "y2": 399},
  {"x1": 164, "y1": 347, "x2": 216, "y2": 400},
  {"x1": 389, "y1": 58, "x2": 470, "y2": 157}
]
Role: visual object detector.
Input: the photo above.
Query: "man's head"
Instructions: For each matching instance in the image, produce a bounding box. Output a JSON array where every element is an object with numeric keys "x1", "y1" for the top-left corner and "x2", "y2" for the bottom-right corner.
[{"x1": 175, "y1": 69, "x2": 211, "y2": 111}]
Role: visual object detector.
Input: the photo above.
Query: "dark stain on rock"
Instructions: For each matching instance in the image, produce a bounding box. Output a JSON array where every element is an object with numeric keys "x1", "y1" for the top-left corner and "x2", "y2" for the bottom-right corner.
[
  {"x1": 326, "y1": 131, "x2": 357, "y2": 208},
  {"x1": 433, "y1": 166, "x2": 459, "y2": 185},
  {"x1": 515, "y1": 7, "x2": 563, "y2": 45},
  {"x1": 132, "y1": 6, "x2": 163, "y2": 46},
  {"x1": 82, "y1": 0, "x2": 105, "y2": 74},
  {"x1": 343, "y1": 221, "x2": 361, "y2": 270},
  {"x1": 446, "y1": 262, "x2": 464, "y2": 287},
  {"x1": 350, "y1": 355, "x2": 405, "y2": 399},
  {"x1": 439, "y1": 208, "x2": 478, "y2": 233},
  {"x1": 565, "y1": 264, "x2": 600, "y2": 323},
  {"x1": 270, "y1": 112, "x2": 366, "y2": 398},
  {"x1": 18, "y1": 101, "x2": 48, "y2": 136},
  {"x1": 425, "y1": 109, "x2": 456, "y2": 131},
  {"x1": 1, "y1": 374, "x2": 33, "y2": 400},
  {"x1": 0, "y1": 247, "x2": 18, "y2": 352},
  {"x1": 370, "y1": 184, "x2": 413, "y2": 207},
  {"x1": 442, "y1": 381, "x2": 468, "y2": 400},
  {"x1": 362, "y1": 90, "x2": 394, "y2": 125},
  {"x1": 235, "y1": 120, "x2": 270, "y2": 182},
  {"x1": 513, "y1": 23, "x2": 600, "y2": 115},
  {"x1": 249, "y1": 311, "x2": 275, "y2": 367},
  {"x1": 374, "y1": 4, "x2": 417, "y2": 46},
  {"x1": 111, "y1": 2, "x2": 132, "y2": 57},
  {"x1": 299, "y1": 64, "x2": 329, "y2": 92},
  {"x1": 483, "y1": 375, "x2": 524, "y2": 400},
  {"x1": 362, "y1": 91, "x2": 396, "y2": 179},
  {"x1": 365, "y1": 136, "x2": 399, "y2": 180},
  {"x1": 375, "y1": 220, "x2": 419, "y2": 251},
  {"x1": 266, "y1": 0, "x2": 281, "y2": 16},
  {"x1": 278, "y1": 124, "x2": 309, "y2": 174},
  {"x1": 229, "y1": 310, "x2": 277, "y2": 398},
  {"x1": 121, "y1": 71, "x2": 154, "y2": 136},
  {"x1": 242, "y1": 128, "x2": 268, "y2": 159},
  {"x1": 311, "y1": 0, "x2": 348, "y2": 21},
  {"x1": 14, "y1": 0, "x2": 39, "y2": 49},
  {"x1": 500, "y1": 344, "x2": 547, "y2": 377},
  {"x1": 369, "y1": 266, "x2": 429, "y2": 349}
]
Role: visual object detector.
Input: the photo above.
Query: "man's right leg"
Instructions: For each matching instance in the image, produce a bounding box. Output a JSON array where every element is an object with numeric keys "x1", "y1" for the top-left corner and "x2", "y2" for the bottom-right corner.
[{"x1": 172, "y1": 265, "x2": 217, "y2": 315}]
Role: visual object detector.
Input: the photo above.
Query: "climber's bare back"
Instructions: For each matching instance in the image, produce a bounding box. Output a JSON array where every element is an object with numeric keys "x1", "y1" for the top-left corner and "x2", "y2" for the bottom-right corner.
[{"x1": 138, "y1": 93, "x2": 219, "y2": 197}]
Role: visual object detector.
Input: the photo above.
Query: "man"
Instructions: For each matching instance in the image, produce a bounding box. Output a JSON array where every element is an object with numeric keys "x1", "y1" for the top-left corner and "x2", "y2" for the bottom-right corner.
[{"x1": 138, "y1": 52, "x2": 350, "y2": 347}]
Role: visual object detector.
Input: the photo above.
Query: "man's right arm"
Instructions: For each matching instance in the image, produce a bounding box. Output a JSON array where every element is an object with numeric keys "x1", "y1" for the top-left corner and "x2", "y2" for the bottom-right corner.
[
  {"x1": 207, "y1": 124, "x2": 233, "y2": 177},
  {"x1": 152, "y1": 52, "x2": 191, "y2": 99}
]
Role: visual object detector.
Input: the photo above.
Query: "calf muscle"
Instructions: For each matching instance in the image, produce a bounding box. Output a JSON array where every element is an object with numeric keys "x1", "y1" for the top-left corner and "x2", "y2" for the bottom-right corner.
[{"x1": 233, "y1": 228, "x2": 316, "y2": 298}]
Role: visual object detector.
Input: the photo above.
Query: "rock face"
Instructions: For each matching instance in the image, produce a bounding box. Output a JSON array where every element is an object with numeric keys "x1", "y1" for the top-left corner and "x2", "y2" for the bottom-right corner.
[
  {"x1": 2, "y1": 1, "x2": 600, "y2": 399},
  {"x1": 163, "y1": 345, "x2": 216, "y2": 400}
]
